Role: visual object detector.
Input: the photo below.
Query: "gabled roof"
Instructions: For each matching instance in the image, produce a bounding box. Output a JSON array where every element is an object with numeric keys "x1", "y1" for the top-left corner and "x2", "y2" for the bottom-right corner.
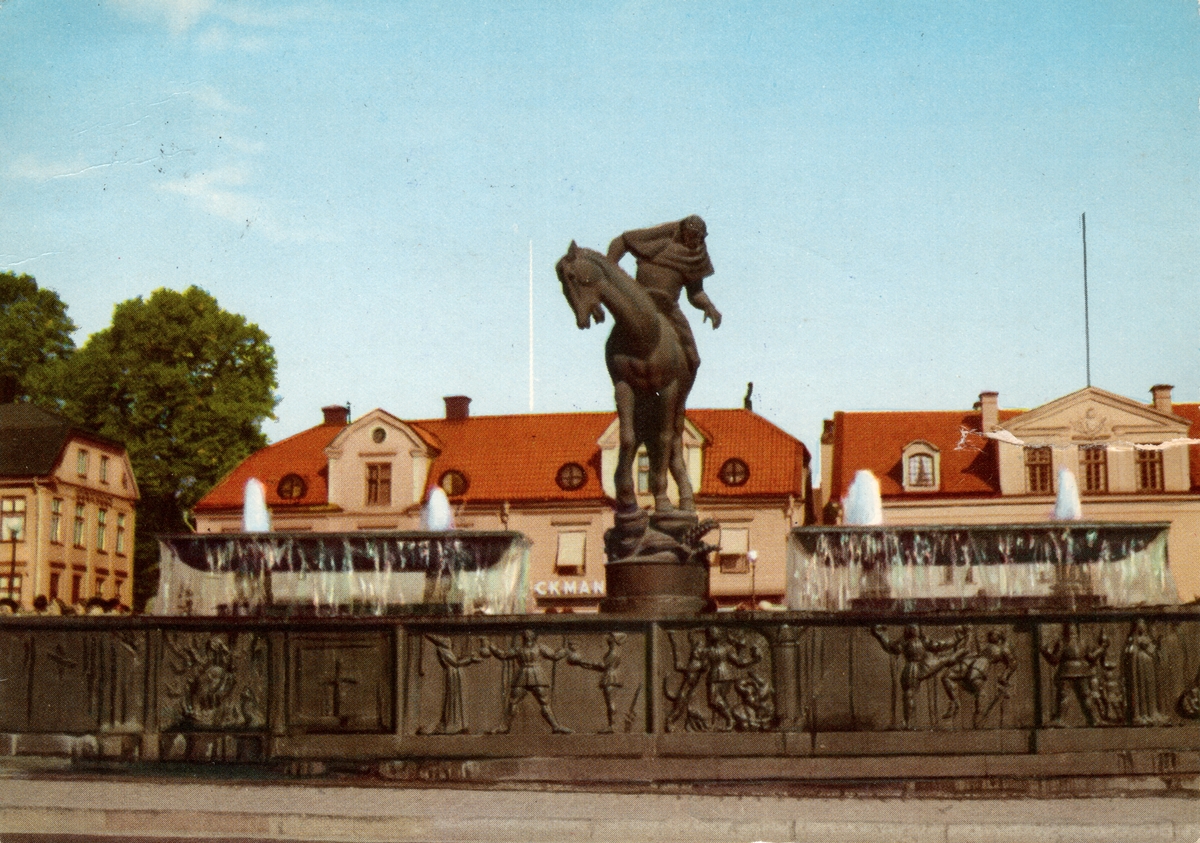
[
  {"x1": 0, "y1": 403, "x2": 125, "y2": 478},
  {"x1": 195, "y1": 407, "x2": 811, "y2": 511},
  {"x1": 827, "y1": 407, "x2": 1023, "y2": 502},
  {"x1": 194, "y1": 420, "x2": 344, "y2": 510}
]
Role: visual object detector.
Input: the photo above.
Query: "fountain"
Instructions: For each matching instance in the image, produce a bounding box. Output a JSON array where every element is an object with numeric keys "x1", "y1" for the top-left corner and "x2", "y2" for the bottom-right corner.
[
  {"x1": 2, "y1": 221, "x2": 1200, "y2": 795},
  {"x1": 153, "y1": 478, "x2": 528, "y2": 616}
]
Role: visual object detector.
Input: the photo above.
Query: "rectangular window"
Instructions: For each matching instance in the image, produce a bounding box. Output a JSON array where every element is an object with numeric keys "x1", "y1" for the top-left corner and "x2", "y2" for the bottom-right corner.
[
  {"x1": 717, "y1": 527, "x2": 750, "y2": 574},
  {"x1": 71, "y1": 573, "x2": 82, "y2": 605},
  {"x1": 73, "y1": 504, "x2": 86, "y2": 547},
  {"x1": 96, "y1": 509, "x2": 107, "y2": 552},
  {"x1": 49, "y1": 571, "x2": 61, "y2": 602},
  {"x1": 77, "y1": 449, "x2": 89, "y2": 478},
  {"x1": 1025, "y1": 447, "x2": 1053, "y2": 494},
  {"x1": 366, "y1": 463, "x2": 392, "y2": 506},
  {"x1": 50, "y1": 498, "x2": 62, "y2": 543},
  {"x1": 0, "y1": 575, "x2": 22, "y2": 601},
  {"x1": 94, "y1": 576, "x2": 106, "y2": 600},
  {"x1": 554, "y1": 531, "x2": 587, "y2": 575},
  {"x1": 115, "y1": 513, "x2": 126, "y2": 555},
  {"x1": 1080, "y1": 445, "x2": 1108, "y2": 493},
  {"x1": 1136, "y1": 447, "x2": 1164, "y2": 491},
  {"x1": 99, "y1": 455, "x2": 109, "y2": 483},
  {"x1": 1, "y1": 497, "x2": 26, "y2": 542},
  {"x1": 636, "y1": 452, "x2": 650, "y2": 494}
]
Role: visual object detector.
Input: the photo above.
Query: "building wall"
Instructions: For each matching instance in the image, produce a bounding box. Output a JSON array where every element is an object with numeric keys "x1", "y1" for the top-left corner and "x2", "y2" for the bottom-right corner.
[{"x1": 0, "y1": 437, "x2": 137, "y2": 610}]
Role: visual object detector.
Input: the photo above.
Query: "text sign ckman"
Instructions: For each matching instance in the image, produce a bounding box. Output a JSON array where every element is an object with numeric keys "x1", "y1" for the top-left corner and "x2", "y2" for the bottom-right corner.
[{"x1": 533, "y1": 579, "x2": 605, "y2": 597}]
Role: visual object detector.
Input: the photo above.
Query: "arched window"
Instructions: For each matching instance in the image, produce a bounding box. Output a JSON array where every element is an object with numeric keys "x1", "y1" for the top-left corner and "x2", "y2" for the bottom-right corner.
[{"x1": 901, "y1": 441, "x2": 940, "y2": 492}]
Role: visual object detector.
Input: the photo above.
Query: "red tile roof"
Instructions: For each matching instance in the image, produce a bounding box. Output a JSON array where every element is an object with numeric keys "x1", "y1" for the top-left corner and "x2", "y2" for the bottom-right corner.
[
  {"x1": 195, "y1": 421, "x2": 344, "y2": 511},
  {"x1": 827, "y1": 408, "x2": 1024, "y2": 502},
  {"x1": 417, "y1": 411, "x2": 615, "y2": 503},
  {"x1": 195, "y1": 408, "x2": 810, "y2": 512},
  {"x1": 688, "y1": 409, "x2": 809, "y2": 499}
]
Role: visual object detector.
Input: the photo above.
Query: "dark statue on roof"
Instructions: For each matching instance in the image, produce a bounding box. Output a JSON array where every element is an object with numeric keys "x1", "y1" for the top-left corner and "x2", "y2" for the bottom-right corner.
[{"x1": 556, "y1": 216, "x2": 721, "y2": 612}]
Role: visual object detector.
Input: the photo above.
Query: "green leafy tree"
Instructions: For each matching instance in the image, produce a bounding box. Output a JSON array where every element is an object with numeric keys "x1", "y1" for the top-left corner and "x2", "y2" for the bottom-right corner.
[
  {"x1": 0, "y1": 272, "x2": 76, "y2": 403},
  {"x1": 64, "y1": 286, "x2": 278, "y2": 609}
]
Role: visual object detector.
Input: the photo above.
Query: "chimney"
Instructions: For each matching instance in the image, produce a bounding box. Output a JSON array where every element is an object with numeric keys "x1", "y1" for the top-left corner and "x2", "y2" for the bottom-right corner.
[
  {"x1": 444, "y1": 395, "x2": 471, "y2": 421},
  {"x1": 322, "y1": 404, "x2": 350, "y2": 426},
  {"x1": 978, "y1": 391, "x2": 999, "y2": 432},
  {"x1": 1151, "y1": 384, "x2": 1174, "y2": 415}
]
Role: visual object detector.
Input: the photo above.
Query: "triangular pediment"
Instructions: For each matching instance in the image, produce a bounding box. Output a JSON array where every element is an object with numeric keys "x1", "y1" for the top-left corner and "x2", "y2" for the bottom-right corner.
[
  {"x1": 596, "y1": 416, "x2": 706, "y2": 449},
  {"x1": 999, "y1": 387, "x2": 1190, "y2": 444},
  {"x1": 326, "y1": 408, "x2": 435, "y2": 458}
]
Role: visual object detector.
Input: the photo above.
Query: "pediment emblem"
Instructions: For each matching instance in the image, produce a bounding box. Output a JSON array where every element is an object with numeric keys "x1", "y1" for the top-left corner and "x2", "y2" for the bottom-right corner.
[{"x1": 1071, "y1": 408, "x2": 1108, "y2": 439}]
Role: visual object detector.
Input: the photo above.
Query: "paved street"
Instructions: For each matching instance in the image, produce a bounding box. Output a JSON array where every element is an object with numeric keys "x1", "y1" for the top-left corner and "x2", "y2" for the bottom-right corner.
[{"x1": 1, "y1": 775, "x2": 1198, "y2": 843}]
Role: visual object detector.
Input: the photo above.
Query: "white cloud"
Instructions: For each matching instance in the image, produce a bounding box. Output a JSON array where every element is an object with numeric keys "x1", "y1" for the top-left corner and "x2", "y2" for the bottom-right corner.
[{"x1": 108, "y1": 0, "x2": 216, "y2": 34}]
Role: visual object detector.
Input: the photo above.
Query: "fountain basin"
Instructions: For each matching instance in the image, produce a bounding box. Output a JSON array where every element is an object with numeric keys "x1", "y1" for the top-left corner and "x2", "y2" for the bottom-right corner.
[
  {"x1": 787, "y1": 522, "x2": 1177, "y2": 612},
  {"x1": 154, "y1": 530, "x2": 530, "y2": 616}
]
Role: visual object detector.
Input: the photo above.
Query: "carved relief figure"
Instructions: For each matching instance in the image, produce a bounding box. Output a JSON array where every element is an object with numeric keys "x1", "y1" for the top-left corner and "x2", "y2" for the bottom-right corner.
[
  {"x1": 1124, "y1": 619, "x2": 1169, "y2": 726},
  {"x1": 940, "y1": 628, "x2": 1017, "y2": 728},
  {"x1": 419, "y1": 634, "x2": 485, "y2": 735},
  {"x1": 568, "y1": 631, "x2": 627, "y2": 733},
  {"x1": 161, "y1": 632, "x2": 266, "y2": 730},
  {"x1": 1040, "y1": 623, "x2": 1120, "y2": 727},
  {"x1": 664, "y1": 626, "x2": 774, "y2": 732},
  {"x1": 871, "y1": 624, "x2": 965, "y2": 730},
  {"x1": 484, "y1": 630, "x2": 573, "y2": 734}
]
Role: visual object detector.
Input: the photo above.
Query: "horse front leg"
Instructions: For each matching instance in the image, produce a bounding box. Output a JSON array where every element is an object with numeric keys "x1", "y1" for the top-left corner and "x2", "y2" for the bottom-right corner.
[
  {"x1": 613, "y1": 380, "x2": 638, "y2": 512},
  {"x1": 648, "y1": 391, "x2": 677, "y2": 515}
]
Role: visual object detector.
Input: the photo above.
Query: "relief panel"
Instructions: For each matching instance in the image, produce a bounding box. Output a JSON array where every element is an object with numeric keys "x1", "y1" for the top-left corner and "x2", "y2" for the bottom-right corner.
[
  {"x1": 1041, "y1": 619, "x2": 1200, "y2": 728},
  {"x1": 410, "y1": 628, "x2": 646, "y2": 735},
  {"x1": 843, "y1": 623, "x2": 1033, "y2": 732},
  {"x1": 158, "y1": 630, "x2": 267, "y2": 732},
  {"x1": 0, "y1": 630, "x2": 30, "y2": 732},
  {"x1": 289, "y1": 631, "x2": 392, "y2": 733},
  {"x1": 658, "y1": 625, "x2": 777, "y2": 733}
]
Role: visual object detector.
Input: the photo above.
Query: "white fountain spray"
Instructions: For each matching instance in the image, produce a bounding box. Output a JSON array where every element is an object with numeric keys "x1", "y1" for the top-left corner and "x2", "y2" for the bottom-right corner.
[
  {"x1": 242, "y1": 478, "x2": 271, "y2": 533},
  {"x1": 1052, "y1": 468, "x2": 1083, "y2": 521},
  {"x1": 422, "y1": 486, "x2": 455, "y2": 531},
  {"x1": 843, "y1": 470, "x2": 884, "y2": 526}
]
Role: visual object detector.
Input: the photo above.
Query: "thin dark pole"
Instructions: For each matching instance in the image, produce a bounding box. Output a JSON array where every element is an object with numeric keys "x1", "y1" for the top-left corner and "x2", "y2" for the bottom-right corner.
[{"x1": 1082, "y1": 213, "x2": 1091, "y2": 387}]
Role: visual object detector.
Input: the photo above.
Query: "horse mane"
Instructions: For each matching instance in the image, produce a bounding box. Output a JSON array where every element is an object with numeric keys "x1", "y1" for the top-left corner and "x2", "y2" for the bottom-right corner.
[{"x1": 571, "y1": 246, "x2": 659, "y2": 314}]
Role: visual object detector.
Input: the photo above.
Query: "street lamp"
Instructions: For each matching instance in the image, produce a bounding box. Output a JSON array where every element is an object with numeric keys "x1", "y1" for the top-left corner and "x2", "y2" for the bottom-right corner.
[{"x1": 4, "y1": 526, "x2": 17, "y2": 607}]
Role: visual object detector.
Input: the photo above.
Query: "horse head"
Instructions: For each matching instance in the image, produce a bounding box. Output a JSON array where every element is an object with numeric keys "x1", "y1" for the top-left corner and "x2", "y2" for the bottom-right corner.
[{"x1": 556, "y1": 241, "x2": 606, "y2": 330}]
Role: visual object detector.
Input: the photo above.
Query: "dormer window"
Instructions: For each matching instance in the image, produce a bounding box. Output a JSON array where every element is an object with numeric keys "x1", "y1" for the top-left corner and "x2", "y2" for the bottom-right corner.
[{"x1": 901, "y1": 441, "x2": 940, "y2": 492}]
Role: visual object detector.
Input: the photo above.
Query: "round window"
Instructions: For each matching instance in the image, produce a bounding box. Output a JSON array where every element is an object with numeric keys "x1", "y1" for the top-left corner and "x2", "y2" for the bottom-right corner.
[
  {"x1": 440, "y1": 469, "x2": 469, "y2": 497},
  {"x1": 556, "y1": 462, "x2": 587, "y2": 491},
  {"x1": 371, "y1": 427, "x2": 387, "y2": 443},
  {"x1": 718, "y1": 457, "x2": 750, "y2": 487},
  {"x1": 277, "y1": 473, "x2": 308, "y2": 500}
]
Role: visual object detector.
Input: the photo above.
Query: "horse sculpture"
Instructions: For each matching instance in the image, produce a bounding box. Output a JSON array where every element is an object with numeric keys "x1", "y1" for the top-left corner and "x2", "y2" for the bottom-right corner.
[{"x1": 556, "y1": 242, "x2": 713, "y2": 565}]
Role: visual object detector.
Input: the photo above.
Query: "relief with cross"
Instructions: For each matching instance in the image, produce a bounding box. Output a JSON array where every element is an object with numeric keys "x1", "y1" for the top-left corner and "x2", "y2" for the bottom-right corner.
[{"x1": 289, "y1": 632, "x2": 393, "y2": 732}]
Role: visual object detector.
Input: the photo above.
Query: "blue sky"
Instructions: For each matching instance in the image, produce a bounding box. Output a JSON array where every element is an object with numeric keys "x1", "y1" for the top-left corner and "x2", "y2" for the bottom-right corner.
[{"x1": 3, "y1": 1, "x2": 1198, "y2": 478}]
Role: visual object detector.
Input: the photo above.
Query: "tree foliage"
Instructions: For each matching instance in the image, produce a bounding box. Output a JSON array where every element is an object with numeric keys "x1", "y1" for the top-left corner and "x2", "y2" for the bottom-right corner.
[
  {"x1": 63, "y1": 286, "x2": 278, "y2": 608},
  {"x1": 0, "y1": 272, "x2": 76, "y2": 403}
]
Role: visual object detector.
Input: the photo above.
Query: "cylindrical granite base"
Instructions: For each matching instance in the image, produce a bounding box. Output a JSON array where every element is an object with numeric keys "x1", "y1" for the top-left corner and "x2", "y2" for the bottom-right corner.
[{"x1": 600, "y1": 555, "x2": 710, "y2": 614}]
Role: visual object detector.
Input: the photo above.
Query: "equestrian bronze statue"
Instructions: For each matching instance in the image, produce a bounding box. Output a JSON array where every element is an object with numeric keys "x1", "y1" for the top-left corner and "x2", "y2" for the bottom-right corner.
[{"x1": 556, "y1": 216, "x2": 722, "y2": 613}]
